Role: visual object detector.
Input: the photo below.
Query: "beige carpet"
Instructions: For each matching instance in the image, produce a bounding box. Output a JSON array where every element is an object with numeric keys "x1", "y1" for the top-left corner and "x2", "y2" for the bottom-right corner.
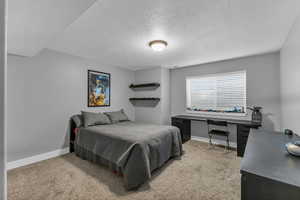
[{"x1": 8, "y1": 141, "x2": 241, "y2": 200}]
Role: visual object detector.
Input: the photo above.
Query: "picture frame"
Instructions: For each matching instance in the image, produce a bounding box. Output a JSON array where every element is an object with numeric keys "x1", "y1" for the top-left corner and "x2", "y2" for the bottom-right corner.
[{"x1": 87, "y1": 70, "x2": 111, "y2": 107}]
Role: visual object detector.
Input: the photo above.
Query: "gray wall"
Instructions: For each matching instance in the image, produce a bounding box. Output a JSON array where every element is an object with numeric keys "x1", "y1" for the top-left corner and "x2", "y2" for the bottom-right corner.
[
  {"x1": 171, "y1": 52, "x2": 281, "y2": 141},
  {"x1": 161, "y1": 68, "x2": 171, "y2": 125},
  {"x1": 134, "y1": 68, "x2": 162, "y2": 124},
  {"x1": 0, "y1": 0, "x2": 6, "y2": 198},
  {"x1": 7, "y1": 49, "x2": 135, "y2": 162},
  {"x1": 280, "y1": 15, "x2": 300, "y2": 136},
  {"x1": 5, "y1": 47, "x2": 284, "y2": 162},
  {"x1": 134, "y1": 67, "x2": 171, "y2": 125}
]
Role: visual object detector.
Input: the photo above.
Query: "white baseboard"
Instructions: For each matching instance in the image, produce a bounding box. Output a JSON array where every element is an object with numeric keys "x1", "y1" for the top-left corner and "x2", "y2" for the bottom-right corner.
[
  {"x1": 7, "y1": 148, "x2": 70, "y2": 170},
  {"x1": 7, "y1": 137, "x2": 236, "y2": 170},
  {"x1": 191, "y1": 136, "x2": 237, "y2": 148}
]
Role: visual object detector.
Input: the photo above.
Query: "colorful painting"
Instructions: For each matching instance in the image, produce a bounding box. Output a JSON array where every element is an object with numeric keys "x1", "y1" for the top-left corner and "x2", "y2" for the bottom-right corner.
[{"x1": 88, "y1": 70, "x2": 110, "y2": 107}]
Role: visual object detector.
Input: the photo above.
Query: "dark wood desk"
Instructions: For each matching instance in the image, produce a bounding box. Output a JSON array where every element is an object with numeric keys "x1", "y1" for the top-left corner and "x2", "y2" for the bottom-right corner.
[
  {"x1": 241, "y1": 130, "x2": 300, "y2": 200},
  {"x1": 171, "y1": 115, "x2": 261, "y2": 157}
]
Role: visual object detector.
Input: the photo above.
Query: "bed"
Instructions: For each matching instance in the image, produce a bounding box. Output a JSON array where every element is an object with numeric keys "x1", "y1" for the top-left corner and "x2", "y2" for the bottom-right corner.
[{"x1": 69, "y1": 117, "x2": 182, "y2": 190}]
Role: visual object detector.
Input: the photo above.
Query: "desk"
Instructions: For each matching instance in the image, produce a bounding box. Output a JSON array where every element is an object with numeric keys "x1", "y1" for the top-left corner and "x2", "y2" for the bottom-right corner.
[
  {"x1": 171, "y1": 115, "x2": 261, "y2": 157},
  {"x1": 241, "y1": 129, "x2": 300, "y2": 199}
]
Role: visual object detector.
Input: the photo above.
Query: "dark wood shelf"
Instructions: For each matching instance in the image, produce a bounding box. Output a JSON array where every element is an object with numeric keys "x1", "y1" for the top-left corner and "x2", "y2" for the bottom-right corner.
[
  {"x1": 129, "y1": 83, "x2": 160, "y2": 90},
  {"x1": 129, "y1": 98, "x2": 160, "y2": 107},
  {"x1": 129, "y1": 98, "x2": 160, "y2": 101}
]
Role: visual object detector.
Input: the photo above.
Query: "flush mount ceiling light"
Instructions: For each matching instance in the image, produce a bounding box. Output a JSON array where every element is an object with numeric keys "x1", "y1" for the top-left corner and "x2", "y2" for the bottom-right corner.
[{"x1": 149, "y1": 40, "x2": 168, "y2": 52}]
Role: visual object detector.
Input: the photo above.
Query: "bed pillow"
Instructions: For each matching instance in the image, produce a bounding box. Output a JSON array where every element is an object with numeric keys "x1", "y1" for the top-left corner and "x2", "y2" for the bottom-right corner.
[
  {"x1": 81, "y1": 111, "x2": 111, "y2": 127},
  {"x1": 104, "y1": 109, "x2": 129, "y2": 123},
  {"x1": 71, "y1": 114, "x2": 83, "y2": 128}
]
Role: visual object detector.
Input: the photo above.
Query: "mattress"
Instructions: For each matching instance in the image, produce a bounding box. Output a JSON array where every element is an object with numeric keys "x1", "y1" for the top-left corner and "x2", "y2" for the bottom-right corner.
[{"x1": 74, "y1": 121, "x2": 182, "y2": 189}]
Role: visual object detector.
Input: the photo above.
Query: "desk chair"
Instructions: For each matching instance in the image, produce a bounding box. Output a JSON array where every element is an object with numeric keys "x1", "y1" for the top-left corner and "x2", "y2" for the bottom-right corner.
[{"x1": 207, "y1": 120, "x2": 230, "y2": 150}]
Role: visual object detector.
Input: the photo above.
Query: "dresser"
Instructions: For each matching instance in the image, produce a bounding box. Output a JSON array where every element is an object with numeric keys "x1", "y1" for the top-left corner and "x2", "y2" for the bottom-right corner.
[{"x1": 241, "y1": 130, "x2": 300, "y2": 200}]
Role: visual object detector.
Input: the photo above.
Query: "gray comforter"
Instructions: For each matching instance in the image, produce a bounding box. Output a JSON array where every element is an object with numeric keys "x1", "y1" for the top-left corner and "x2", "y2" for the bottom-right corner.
[{"x1": 74, "y1": 121, "x2": 182, "y2": 189}]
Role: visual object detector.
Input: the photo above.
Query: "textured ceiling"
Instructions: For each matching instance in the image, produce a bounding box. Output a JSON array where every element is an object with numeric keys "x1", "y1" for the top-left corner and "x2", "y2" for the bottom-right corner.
[
  {"x1": 8, "y1": 0, "x2": 97, "y2": 56},
  {"x1": 8, "y1": 0, "x2": 300, "y2": 70}
]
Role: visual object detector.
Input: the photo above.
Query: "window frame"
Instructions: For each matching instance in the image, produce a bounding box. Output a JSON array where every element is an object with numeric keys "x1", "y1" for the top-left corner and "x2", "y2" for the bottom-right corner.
[{"x1": 185, "y1": 70, "x2": 247, "y2": 117}]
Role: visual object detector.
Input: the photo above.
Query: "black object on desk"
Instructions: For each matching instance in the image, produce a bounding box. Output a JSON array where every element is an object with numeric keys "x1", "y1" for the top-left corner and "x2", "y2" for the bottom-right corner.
[
  {"x1": 241, "y1": 129, "x2": 300, "y2": 200},
  {"x1": 171, "y1": 115, "x2": 261, "y2": 156}
]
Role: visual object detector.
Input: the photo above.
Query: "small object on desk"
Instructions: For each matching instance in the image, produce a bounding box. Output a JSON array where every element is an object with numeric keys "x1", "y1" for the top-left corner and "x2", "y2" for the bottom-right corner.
[
  {"x1": 285, "y1": 141, "x2": 300, "y2": 156},
  {"x1": 247, "y1": 106, "x2": 262, "y2": 123},
  {"x1": 284, "y1": 129, "x2": 294, "y2": 136}
]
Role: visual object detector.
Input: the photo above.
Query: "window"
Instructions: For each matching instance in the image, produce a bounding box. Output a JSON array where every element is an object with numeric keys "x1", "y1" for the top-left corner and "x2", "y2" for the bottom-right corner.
[{"x1": 186, "y1": 71, "x2": 246, "y2": 115}]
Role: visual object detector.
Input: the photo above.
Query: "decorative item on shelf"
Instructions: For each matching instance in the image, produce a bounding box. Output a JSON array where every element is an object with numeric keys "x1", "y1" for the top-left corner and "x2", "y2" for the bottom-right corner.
[{"x1": 247, "y1": 106, "x2": 262, "y2": 124}]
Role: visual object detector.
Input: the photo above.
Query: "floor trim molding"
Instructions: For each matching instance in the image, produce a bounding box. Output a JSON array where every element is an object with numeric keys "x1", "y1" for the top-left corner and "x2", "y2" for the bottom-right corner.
[
  {"x1": 7, "y1": 137, "x2": 237, "y2": 170},
  {"x1": 191, "y1": 136, "x2": 237, "y2": 148},
  {"x1": 7, "y1": 148, "x2": 69, "y2": 170}
]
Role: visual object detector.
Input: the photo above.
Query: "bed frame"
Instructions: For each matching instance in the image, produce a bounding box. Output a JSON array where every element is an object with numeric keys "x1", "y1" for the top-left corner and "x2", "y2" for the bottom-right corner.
[{"x1": 69, "y1": 119, "x2": 76, "y2": 153}]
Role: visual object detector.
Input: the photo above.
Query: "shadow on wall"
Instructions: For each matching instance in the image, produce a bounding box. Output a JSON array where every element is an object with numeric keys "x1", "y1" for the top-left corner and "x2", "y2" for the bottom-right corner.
[{"x1": 261, "y1": 113, "x2": 275, "y2": 131}]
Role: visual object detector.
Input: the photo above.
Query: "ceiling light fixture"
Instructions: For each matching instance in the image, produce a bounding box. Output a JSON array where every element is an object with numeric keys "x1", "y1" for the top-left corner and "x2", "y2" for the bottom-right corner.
[{"x1": 149, "y1": 40, "x2": 168, "y2": 52}]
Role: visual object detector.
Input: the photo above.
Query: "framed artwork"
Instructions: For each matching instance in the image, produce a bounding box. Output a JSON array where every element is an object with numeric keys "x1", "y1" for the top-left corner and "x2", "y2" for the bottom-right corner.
[{"x1": 88, "y1": 70, "x2": 111, "y2": 107}]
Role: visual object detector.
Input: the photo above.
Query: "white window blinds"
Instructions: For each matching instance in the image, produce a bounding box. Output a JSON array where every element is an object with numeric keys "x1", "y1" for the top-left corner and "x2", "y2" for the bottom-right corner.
[{"x1": 186, "y1": 71, "x2": 246, "y2": 114}]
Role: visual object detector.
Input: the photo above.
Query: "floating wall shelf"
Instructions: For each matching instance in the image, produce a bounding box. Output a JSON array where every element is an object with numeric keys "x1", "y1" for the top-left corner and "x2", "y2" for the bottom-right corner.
[
  {"x1": 129, "y1": 98, "x2": 160, "y2": 107},
  {"x1": 129, "y1": 83, "x2": 160, "y2": 91},
  {"x1": 129, "y1": 98, "x2": 160, "y2": 101}
]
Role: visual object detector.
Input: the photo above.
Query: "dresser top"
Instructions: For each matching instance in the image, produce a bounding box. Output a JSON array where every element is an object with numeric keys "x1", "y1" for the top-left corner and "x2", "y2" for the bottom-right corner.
[{"x1": 241, "y1": 129, "x2": 300, "y2": 187}]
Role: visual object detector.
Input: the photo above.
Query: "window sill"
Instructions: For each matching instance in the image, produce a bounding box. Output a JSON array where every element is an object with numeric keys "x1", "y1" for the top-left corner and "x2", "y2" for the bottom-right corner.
[{"x1": 186, "y1": 110, "x2": 248, "y2": 118}]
